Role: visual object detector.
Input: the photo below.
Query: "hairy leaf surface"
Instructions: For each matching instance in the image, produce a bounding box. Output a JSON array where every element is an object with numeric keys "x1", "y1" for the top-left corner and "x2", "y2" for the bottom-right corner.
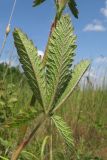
[
  {"x1": 46, "y1": 15, "x2": 76, "y2": 109},
  {"x1": 13, "y1": 29, "x2": 46, "y2": 109},
  {"x1": 52, "y1": 115, "x2": 74, "y2": 148},
  {"x1": 51, "y1": 60, "x2": 90, "y2": 113}
]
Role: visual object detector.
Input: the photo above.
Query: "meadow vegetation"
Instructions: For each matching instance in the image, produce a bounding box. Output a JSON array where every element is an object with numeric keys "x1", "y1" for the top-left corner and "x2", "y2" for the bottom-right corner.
[
  {"x1": 0, "y1": 1, "x2": 107, "y2": 160},
  {"x1": 0, "y1": 63, "x2": 107, "y2": 160}
]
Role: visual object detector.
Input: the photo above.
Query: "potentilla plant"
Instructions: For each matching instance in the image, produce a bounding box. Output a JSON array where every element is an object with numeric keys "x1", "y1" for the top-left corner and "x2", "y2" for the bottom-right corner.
[{"x1": 9, "y1": 14, "x2": 90, "y2": 160}]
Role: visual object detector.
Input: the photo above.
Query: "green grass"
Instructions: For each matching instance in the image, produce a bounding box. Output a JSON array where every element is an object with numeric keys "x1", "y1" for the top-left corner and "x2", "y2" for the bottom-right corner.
[{"x1": 0, "y1": 63, "x2": 107, "y2": 160}]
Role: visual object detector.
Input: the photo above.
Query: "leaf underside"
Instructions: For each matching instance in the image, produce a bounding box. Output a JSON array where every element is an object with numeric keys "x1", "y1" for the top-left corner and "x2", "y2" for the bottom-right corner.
[
  {"x1": 13, "y1": 29, "x2": 46, "y2": 109},
  {"x1": 52, "y1": 60, "x2": 90, "y2": 113},
  {"x1": 52, "y1": 115, "x2": 74, "y2": 148},
  {"x1": 46, "y1": 15, "x2": 76, "y2": 109},
  {"x1": 13, "y1": 15, "x2": 90, "y2": 119}
]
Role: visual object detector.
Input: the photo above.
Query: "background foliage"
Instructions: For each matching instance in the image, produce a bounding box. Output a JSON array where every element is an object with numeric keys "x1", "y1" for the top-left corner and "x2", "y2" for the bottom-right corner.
[{"x1": 0, "y1": 62, "x2": 107, "y2": 159}]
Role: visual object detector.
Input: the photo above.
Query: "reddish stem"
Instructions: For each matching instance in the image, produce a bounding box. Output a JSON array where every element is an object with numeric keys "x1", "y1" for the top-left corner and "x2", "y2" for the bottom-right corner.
[{"x1": 11, "y1": 115, "x2": 46, "y2": 160}]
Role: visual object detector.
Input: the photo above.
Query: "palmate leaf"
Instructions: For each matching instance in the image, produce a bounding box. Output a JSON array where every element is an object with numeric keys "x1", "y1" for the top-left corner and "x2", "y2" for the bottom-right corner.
[
  {"x1": 52, "y1": 115, "x2": 74, "y2": 148},
  {"x1": 33, "y1": 0, "x2": 46, "y2": 7},
  {"x1": 13, "y1": 29, "x2": 46, "y2": 110},
  {"x1": 51, "y1": 60, "x2": 90, "y2": 113},
  {"x1": 68, "y1": 0, "x2": 79, "y2": 18},
  {"x1": 46, "y1": 15, "x2": 76, "y2": 109}
]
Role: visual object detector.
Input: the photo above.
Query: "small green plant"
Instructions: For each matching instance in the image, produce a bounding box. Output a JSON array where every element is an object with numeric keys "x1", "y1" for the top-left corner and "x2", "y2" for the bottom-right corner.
[{"x1": 9, "y1": 15, "x2": 90, "y2": 160}]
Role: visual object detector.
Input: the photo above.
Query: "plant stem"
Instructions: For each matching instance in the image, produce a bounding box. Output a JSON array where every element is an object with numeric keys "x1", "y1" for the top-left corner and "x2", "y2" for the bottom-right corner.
[
  {"x1": 8, "y1": 0, "x2": 17, "y2": 25},
  {"x1": 0, "y1": 0, "x2": 17, "y2": 58},
  {"x1": 11, "y1": 115, "x2": 47, "y2": 160},
  {"x1": 50, "y1": 119, "x2": 53, "y2": 160},
  {"x1": 17, "y1": 94, "x2": 36, "y2": 145}
]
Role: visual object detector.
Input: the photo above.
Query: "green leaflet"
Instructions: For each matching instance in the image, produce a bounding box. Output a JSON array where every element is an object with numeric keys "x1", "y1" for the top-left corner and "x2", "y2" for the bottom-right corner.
[
  {"x1": 68, "y1": 0, "x2": 79, "y2": 18},
  {"x1": 52, "y1": 115, "x2": 74, "y2": 148},
  {"x1": 51, "y1": 60, "x2": 90, "y2": 113},
  {"x1": 56, "y1": 0, "x2": 68, "y2": 20},
  {"x1": 46, "y1": 15, "x2": 76, "y2": 109},
  {"x1": 13, "y1": 29, "x2": 46, "y2": 110},
  {"x1": 56, "y1": 0, "x2": 79, "y2": 20},
  {"x1": 33, "y1": 0, "x2": 79, "y2": 19},
  {"x1": 33, "y1": 0, "x2": 46, "y2": 7}
]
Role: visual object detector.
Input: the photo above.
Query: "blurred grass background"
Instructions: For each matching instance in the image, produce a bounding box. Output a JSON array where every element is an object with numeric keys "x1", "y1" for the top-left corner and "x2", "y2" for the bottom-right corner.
[{"x1": 0, "y1": 60, "x2": 107, "y2": 160}]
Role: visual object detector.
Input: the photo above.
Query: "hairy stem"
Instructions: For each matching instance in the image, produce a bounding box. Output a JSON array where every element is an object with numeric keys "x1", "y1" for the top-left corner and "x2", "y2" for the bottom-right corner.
[
  {"x1": 11, "y1": 115, "x2": 47, "y2": 160},
  {"x1": 17, "y1": 94, "x2": 36, "y2": 145}
]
